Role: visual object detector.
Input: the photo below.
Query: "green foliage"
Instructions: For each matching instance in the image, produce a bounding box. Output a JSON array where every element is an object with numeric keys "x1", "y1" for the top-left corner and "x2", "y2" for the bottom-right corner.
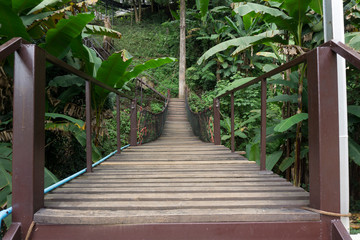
[
  {"x1": 274, "y1": 113, "x2": 308, "y2": 132},
  {"x1": 0, "y1": 4, "x2": 31, "y2": 43},
  {"x1": 266, "y1": 151, "x2": 283, "y2": 171},
  {"x1": 198, "y1": 30, "x2": 283, "y2": 64},
  {"x1": 40, "y1": 13, "x2": 95, "y2": 58}
]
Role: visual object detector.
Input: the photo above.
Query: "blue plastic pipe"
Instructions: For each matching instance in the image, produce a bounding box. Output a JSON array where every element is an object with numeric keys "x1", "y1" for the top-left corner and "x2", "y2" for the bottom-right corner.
[{"x1": 0, "y1": 145, "x2": 130, "y2": 229}]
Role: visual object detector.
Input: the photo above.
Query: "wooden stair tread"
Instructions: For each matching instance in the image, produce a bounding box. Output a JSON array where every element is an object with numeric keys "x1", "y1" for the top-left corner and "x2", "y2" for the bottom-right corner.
[{"x1": 35, "y1": 98, "x2": 318, "y2": 226}]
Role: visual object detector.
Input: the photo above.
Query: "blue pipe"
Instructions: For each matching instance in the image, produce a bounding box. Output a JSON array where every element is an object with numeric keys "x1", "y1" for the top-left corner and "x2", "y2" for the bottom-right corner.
[{"x1": 0, "y1": 144, "x2": 131, "y2": 229}]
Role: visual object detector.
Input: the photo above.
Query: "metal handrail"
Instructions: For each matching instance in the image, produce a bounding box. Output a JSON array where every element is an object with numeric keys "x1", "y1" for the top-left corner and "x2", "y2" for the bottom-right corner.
[
  {"x1": 0, "y1": 37, "x2": 171, "y2": 238},
  {"x1": 208, "y1": 40, "x2": 360, "y2": 232}
]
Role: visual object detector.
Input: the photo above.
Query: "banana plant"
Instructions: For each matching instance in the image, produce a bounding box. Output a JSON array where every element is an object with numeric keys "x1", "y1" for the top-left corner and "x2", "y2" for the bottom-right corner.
[{"x1": 0, "y1": 142, "x2": 59, "y2": 229}]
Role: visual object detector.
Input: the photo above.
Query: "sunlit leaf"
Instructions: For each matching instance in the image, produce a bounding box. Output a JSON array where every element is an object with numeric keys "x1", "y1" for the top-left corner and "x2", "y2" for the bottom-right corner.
[
  {"x1": 266, "y1": 151, "x2": 282, "y2": 170},
  {"x1": 274, "y1": 113, "x2": 308, "y2": 132}
]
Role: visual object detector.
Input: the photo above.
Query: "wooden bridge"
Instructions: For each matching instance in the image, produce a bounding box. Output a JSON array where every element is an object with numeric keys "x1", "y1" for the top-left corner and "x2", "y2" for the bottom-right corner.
[
  {"x1": 34, "y1": 99, "x2": 318, "y2": 228},
  {"x1": 1, "y1": 38, "x2": 359, "y2": 240}
]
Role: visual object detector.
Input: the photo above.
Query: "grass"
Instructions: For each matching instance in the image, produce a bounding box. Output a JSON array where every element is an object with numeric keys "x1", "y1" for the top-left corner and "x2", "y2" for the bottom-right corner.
[{"x1": 112, "y1": 19, "x2": 178, "y2": 63}]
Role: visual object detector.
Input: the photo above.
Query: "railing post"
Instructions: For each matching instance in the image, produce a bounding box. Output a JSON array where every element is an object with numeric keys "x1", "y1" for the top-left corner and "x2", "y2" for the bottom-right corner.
[
  {"x1": 230, "y1": 92, "x2": 235, "y2": 152},
  {"x1": 12, "y1": 44, "x2": 45, "y2": 239},
  {"x1": 85, "y1": 81, "x2": 92, "y2": 173},
  {"x1": 116, "y1": 94, "x2": 121, "y2": 153},
  {"x1": 213, "y1": 98, "x2": 221, "y2": 145},
  {"x1": 307, "y1": 47, "x2": 340, "y2": 239},
  {"x1": 260, "y1": 78, "x2": 267, "y2": 171},
  {"x1": 130, "y1": 98, "x2": 137, "y2": 146}
]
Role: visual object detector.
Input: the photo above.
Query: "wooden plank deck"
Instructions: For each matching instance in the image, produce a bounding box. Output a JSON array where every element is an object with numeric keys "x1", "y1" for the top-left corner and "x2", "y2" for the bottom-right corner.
[{"x1": 34, "y1": 98, "x2": 320, "y2": 225}]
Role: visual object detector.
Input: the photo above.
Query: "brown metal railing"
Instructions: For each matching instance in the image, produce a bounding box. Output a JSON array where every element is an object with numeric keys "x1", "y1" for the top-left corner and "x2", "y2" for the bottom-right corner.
[
  {"x1": 0, "y1": 37, "x2": 169, "y2": 239},
  {"x1": 211, "y1": 40, "x2": 360, "y2": 237}
]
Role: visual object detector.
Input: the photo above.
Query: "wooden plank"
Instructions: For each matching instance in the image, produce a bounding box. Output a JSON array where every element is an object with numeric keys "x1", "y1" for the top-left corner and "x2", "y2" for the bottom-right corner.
[
  {"x1": 69, "y1": 177, "x2": 287, "y2": 183},
  {"x1": 52, "y1": 186, "x2": 304, "y2": 193},
  {"x1": 34, "y1": 208, "x2": 319, "y2": 225},
  {"x1": 59, "y1": 181, "x2": 293, "y2": 188},
  {"x1": 100, "y1": 161, "x2": 250, "y2": 165},
  {"x1": 45, "y1": 192, "x2": 309, "y2": 201},
  {"x1": 44, "y1": 199, "x2": 310, "y2": 210}
]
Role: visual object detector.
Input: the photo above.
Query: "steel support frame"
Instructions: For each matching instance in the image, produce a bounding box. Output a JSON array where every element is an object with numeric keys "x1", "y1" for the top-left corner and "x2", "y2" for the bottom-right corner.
[
  {"x1": 11, "y1": 44, "x2": 46, "y2": 240},
  {"x1": 85, "y1": 81, "x2": 92, "y2": 172},
  {"x1": 213, "y1": 98, "x2": 221, "y2": 145},
  {"x1": 230, "y1": 93, "x2": 235, "y2": 152},
  {"x1": 116, "y1": 95, "x2": 121, "y2": 153},
  {"x1": 260, "y1": 78, "x2": 267, "y2": 171},
  {"x1": 307, "y1": 47, "x2": 341, "y2": 240},
  {"x1": 31, "y1": 221, "x2": 321, "y2": 240},
  {"x1": 130, "y1": 98, "x2": 137, "y2": 146}
]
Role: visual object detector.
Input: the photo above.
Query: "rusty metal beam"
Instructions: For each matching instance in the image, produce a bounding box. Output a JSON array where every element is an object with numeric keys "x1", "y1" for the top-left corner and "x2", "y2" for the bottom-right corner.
[
  {"x1": 260, "y1": 78, "x2": 267, "y2": 171},
  {"x1": 130, "y1": 99, "x2": 137, "y2": 146},
  {"x1": 31, "y1": 222, "x2": 321, "y2": 240},
  {"x1": 137, "y1": 77, "x2": 166, "y2": 100},
  {"x1": 45, "y1": 53, "x2": 132, "y2": 101},
  {"x1": 85, "y1": 81, "x2": 92, "y2": 173},
  {"x1": 116, "y1": 95, "x2": 121, "y2": 153},
  {"x1": 217, "y1": 53, "x2": 308, "y2": 99},
  {"x1": 330, "y1": 41, "x2": 360, "y2": 70},
  {"x1": 3, "y1": 222, "x2": 22, "y2": 240},
  {"x1": 0, "y1": 38, "x2": 23, "y2": 62},
  {"x1": 307, "y1": 47, "x2": 341, "y2": 240},
  {"x1": 12, "y1": 44, "x2": 45, "y2": 240},
  {"x1": 331, "y1": 220, "x2": 352, "y2": 240},
  {"x1": 230, "y1": 92, "x2": 235, "y2": 152},
  {"x1": 213, "y1": 98, "x2": 221, "y2": 145}
]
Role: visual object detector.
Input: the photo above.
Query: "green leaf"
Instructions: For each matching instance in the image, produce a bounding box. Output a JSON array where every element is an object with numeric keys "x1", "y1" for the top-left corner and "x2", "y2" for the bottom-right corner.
[
  {"x1": 267, "y1": 94, "x2": 298, "y2": 103},
  {"x1": 84, "y1": 24, "x2": 122, "y2": 39},
  {"x1": 224, "y1": 16, "x2": 241, "y2": 35},
  {"x1": 21, "y1": 11, "x2": 54, "y2": 27},
  {"x1": 309, "y1": 0, "x2": 322, "y2": 15},
  {"x1": 274, "y1": 113, "x2": 308, "y2": 132},
  {"x1": 12, "y1": 0, "x2": 43, "y2": 13},
  {"x1": 348, "y1": 33, "x2": 360, "y2": 51},
  {"x1": 49, "y1": 74, "x2": 85, "y2": 87},
  {"x1": 216, "y1": 77, "x2": 255, "y2": 97},
  {"x1": 348, "y1": 105, "x2": 360, "y2": 118},
  {"x1": 95, "y1": 50, "x2": 133, "y2": 102},
  {"x1": 282, "y1": 0, "x2": 312, "y2": 23},
  {"x1": 279, "y1": 157, "x2": 295, "y2": 172},
  {"x1": 70, "y1": 36, "x2": 101, "y2": 77},
  {"x1": 196, "y1": 0, "x2": 209, "y2": 18},
  {"x1": 349, "y1": 138, "x2": 360, "y2": 166},
  {"x1": 45, "y1": 113, "x2": 85, "y2": 128},
  {"x1": 119, "y1": 57, "x2": 177, "y2": 88},
  {"x1": 0, "y1": 166, "x2": 11, "y2": 189},
  {"x1": 41, "y1": 13, "x2": 94, "y2": 58},
  {"x1": 197, "y1": 30, "x2": 283, "y2": 64},
  {"x1": 28, "y1": 0, "x2": 71, "y2": 14},
  {"x1": 247, "y1": 143, "x2": 260, "y2": 163},
  {"x1": 268, "y1": 79, "x2": 298, "y2": 89},
  {"x1": 235, "y1": 129, "x2": 247, "y2": 138},
  {"x1": 266, "y1": 150, "x2": 283, "y2": 170},
  {"x1": 44, "y1": 167, "x2": 58, "y2": 188},
  {"x1": 233, "y1": 2, "x2": 296, "y2": 33},
  {"x1": 0, "y1": 4, "x2": 31, "y2": 43}
]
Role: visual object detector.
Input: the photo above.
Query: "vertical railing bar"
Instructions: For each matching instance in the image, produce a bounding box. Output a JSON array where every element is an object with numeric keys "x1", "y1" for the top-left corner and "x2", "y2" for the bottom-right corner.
[
  {"x1": 130, "y1": 98, "x2": 137, "y2": 146},
  {"x1": 260, "y1": 78, "x2": 267, "y2": 171},
  {"x1": 231, "y1": 92, "x2": 235, "y2": 153},
  {"x1": 12, "y1": 44, "x2": 46, "y2": 237},
  {"x1": 213, "y1": 98, "x2": 221, "y2": 145},
  {"x1": 140, "y1": 80, "x2": 143, "y2": 107},
  {"x1": 85, "y1": 81, "x2": 92, "y2": 173},
  {"x1": 116, "y1": 94, "x2": 121, "y2": 153}
]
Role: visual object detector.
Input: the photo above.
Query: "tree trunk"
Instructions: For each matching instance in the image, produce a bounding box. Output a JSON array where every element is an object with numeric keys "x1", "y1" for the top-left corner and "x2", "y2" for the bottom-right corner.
[
  {"x1": 133, "y1": 0, "x2": 139, "y2": 23},
  {"x1": 138, "y1": 0, "x2": 142, "y2": 22},
  {"x1": 178, "y1": 0, "x2": 186, "y2": 98}
]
